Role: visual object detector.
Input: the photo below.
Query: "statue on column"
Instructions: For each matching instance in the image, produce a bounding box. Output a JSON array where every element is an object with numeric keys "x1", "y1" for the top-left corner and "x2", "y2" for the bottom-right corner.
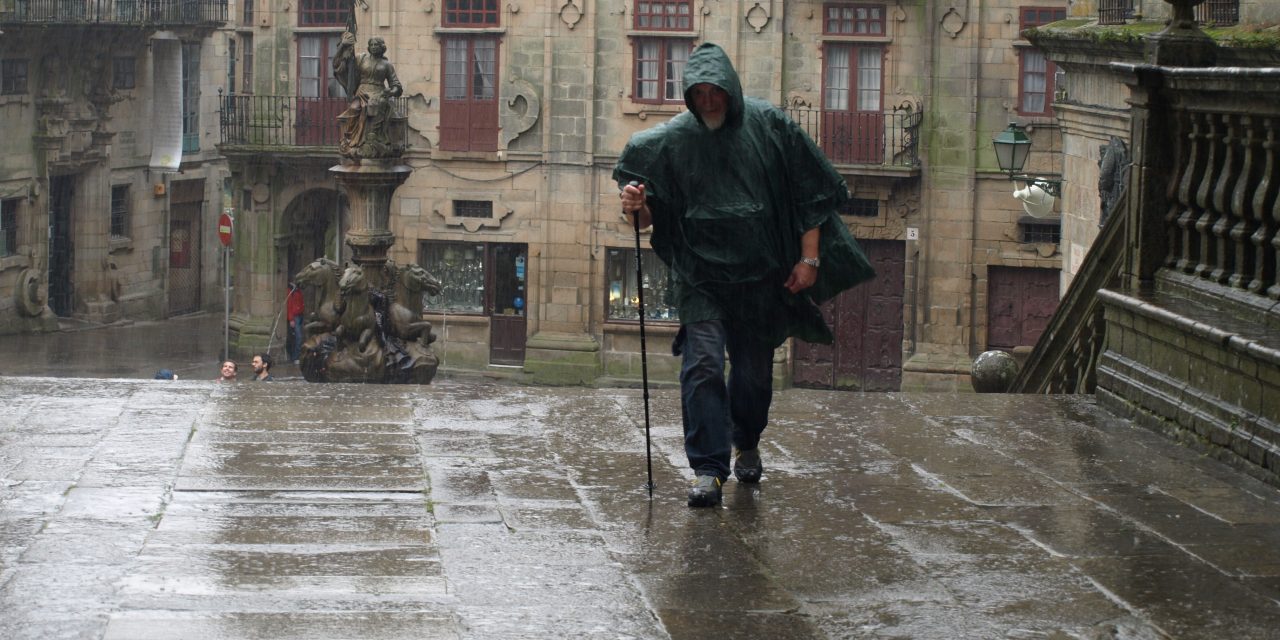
[{"x1": 333, "y1": 5, "x2": 403, "y2": 160}]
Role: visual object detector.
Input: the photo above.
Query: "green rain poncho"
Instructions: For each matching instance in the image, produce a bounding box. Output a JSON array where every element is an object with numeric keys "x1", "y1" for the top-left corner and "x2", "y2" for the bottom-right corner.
[{"x1": 613, "y1": 43, "x2": 875, "y2": 348}]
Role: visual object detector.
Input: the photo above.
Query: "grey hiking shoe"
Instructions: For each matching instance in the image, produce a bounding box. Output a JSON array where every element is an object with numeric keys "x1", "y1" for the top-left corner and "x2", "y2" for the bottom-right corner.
[
  {"x1": 687, "y1": 475, "x2": 722, "y2": 507},
  {"x1": 733, "y1": 448, "x2": 763, "y2": 483}
]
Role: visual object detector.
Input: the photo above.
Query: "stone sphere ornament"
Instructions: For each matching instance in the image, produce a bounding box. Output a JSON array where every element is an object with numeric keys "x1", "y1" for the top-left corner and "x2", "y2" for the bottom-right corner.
[{"x1": 971, "y1": 350, "x2": 1019, "y2": 393}]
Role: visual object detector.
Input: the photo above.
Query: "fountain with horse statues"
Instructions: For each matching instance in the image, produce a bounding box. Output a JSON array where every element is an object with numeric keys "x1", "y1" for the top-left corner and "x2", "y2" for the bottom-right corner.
[{"x1": 292, "y1": 22, "x2": 440, "y2": 384}]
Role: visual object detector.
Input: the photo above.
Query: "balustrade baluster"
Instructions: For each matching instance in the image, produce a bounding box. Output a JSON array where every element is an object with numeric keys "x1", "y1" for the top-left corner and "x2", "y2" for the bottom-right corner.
[
  {"x1": 1268, "y1": 120, "x2": 1280, "y2": 298},
  {"x1": 1253, "y1": 121, "x2": 1278, "y2": 294},
  {"x1": 1176, "y1": 112, "x2": 1206, "y2": 272},
  {"x1": 1228, "y1": 116, "x2": 1260, "y2": 289},
  {"x1": 1211, "y1": 115, "x2": 1241, "y2": 284},
  {"x1": 1165, "y1": 111, "x2": 1190, "y2": 267},
  {"x1": 1193, "y1": 114, "x2": 1223, "y2": 279}
]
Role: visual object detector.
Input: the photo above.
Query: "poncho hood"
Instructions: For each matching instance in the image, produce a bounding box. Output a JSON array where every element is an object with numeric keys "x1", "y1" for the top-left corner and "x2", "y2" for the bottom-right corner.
[{"x1": 683, "y1": 43, "x2": 745, "y2": 130}]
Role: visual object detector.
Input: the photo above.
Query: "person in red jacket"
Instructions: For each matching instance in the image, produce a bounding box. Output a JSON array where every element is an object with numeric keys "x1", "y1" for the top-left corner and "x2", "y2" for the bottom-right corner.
[{"x1": 286, "y1": 282, "x2": 305, "y2": 364}]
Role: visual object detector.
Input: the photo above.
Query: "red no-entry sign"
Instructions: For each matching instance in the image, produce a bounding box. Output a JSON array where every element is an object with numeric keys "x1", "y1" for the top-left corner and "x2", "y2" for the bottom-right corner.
[{"x1": 217, "y1": 212, "x2": 233, "y2": 247}]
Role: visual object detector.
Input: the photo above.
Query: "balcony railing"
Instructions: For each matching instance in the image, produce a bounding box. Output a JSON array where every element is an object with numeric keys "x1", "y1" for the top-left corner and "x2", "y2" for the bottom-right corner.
[
  {"x1": 1097, "y1": 0, "x2": 1135, "y2": 25},
  {"x1": 218, "y1": 94, "x2": 408, "y2": 151},
  {"x1": 1, "y1": 0, "x2": 228, "y2": 25},
  {"x1": 1195, "y1": 0, "x2": 1238, "y2": 25},
  {"x1": 783, "y1": 103, "x2": 922, "y2": 169},
  {"x1": 1098, "y1": 0, "x2": 1237, "y2": 26}
]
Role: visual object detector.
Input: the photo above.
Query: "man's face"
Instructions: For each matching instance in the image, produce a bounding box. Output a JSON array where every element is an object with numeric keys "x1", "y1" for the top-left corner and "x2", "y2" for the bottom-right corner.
[
  {"x1": 251, "y1": 356, "x2": 265, "y2": 373},
  {"x1": 690, "y1": 83, "x2": 729, "y2": 131},
  {"x1": 221, "y1": 361, "x2": 237, "y2": 378}
]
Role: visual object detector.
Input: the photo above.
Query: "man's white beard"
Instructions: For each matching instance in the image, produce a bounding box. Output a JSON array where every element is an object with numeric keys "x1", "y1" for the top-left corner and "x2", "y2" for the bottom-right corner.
[{"x1": 703, "y1": 113, "x2": 725, "y2": 131}]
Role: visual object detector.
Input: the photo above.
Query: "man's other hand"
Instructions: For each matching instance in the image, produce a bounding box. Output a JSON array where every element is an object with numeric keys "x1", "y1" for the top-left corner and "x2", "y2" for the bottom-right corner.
[{"x1": 784, "y1": 261, "x2": 817, "y2": 294}]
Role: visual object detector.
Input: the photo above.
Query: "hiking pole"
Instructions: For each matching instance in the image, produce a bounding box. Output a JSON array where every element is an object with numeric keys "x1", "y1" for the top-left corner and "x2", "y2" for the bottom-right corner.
[{"x1": 626, "y1": 181, "x2": 656, "y2": 498}]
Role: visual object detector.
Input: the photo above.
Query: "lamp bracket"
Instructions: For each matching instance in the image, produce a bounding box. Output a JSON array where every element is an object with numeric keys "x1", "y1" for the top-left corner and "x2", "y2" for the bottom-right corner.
[{"x1": 1010, "y1": 173, "x2": 1061, "y2": 198}]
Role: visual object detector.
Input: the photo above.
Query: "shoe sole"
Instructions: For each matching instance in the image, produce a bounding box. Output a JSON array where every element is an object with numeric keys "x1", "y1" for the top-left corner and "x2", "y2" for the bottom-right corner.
[
  {"x1": 687, "y1": 493, "x2": 721, "y2": 507},
  {"x1": 733, "y1": 452, "x2": 763, "y2": 483}
]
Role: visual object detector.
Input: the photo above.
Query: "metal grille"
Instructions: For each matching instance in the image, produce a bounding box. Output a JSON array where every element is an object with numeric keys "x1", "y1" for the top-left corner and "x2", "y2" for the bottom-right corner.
[
  {"x1": 110, "y1": 185, "x2": 129, "y2": 238},
  {"x1": 841, "y1": 197, "x2": 879, "y2": 217},
  {"x1": 1, "y1": 0, "x2": 228, "y2": 24},
  {"x1": 0, "y1": 198, "x2": 16, "y2": 257},
  {"x1": 1195, "y1": 0, "x2": 1238, "y2": 25},
  {"x1": 1097, "y1": 0, "x2": 1133, "y2": 25},
  {"x1": 1020, "y1": 220, "x2": 1061, "y2": 244},
  {"x1": 453, "y1": 200, "x2": 492, "y2": 218}
]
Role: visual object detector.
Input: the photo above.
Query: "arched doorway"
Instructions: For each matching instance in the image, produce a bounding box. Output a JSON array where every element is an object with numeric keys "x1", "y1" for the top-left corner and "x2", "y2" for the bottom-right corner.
[{"x1": 280, "y1": 188, "x2": 347, "y2": 281}]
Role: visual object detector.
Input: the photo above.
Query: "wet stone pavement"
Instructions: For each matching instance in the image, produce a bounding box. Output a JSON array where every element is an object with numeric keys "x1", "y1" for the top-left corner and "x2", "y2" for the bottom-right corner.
[{"x1": 2, "y1": 371, "x2": 1280, "y2": 639}]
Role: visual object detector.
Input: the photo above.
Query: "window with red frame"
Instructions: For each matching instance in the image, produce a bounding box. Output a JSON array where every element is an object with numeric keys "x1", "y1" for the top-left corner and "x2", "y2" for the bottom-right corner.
[
  {"x1": 298, "y1": 0, "x2": 346, "y2": 26},
  {"x1": 630, "y1": 1, "x2": 691, "y2": 104},
  {"x1": 1018, "y1": 7, "x2": 1066, "y2": 116},
  {"x1": 633, "y1": 38, "x2": 690, "y2": 104},
  {"x1": 440, "y1": 36, "x2": 500, "y2": 151},
  {"x1": 823, "y1": 3, "x2": 885, "y2": 36},
  {"x1": 635, "y1": 0, "x2": 691, "y2": 30},
  {"x1": 444, "y1": 0, "x2": 500, "y2": 26}
]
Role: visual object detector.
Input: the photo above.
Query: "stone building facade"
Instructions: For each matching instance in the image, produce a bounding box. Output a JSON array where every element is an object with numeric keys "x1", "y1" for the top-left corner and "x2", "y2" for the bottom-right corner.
[
  {"x1": 0, "y1": 2, "x2": 232, "y2": 336},
  {"x1": 215, "y1": 0, "x2": 1095, "y2": 390},
  {"x1": 19, "y1": 0, "x2": 1212, "y2": 390}
]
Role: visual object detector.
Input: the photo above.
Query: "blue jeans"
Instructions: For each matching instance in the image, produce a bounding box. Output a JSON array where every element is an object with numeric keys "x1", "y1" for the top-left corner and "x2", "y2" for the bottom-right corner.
[{"x1": 678, "y1": 320, "x2": 775, "y2": 480}]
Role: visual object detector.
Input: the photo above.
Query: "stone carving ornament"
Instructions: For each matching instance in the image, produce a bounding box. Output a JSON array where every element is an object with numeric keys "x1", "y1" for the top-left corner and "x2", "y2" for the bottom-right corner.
[
  {"x1": 559, "y1": 0, "x2": 582, "y2": 28},
  {"x1": 1098, "y1": 136, "x2": 1129, "y2": 225}
]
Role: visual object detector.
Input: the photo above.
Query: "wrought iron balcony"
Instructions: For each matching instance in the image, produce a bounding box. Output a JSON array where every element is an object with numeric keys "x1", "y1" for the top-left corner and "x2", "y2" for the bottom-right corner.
[
  {"x1": 783, "y1": 102, "x2": 922, "y2": 171},
  {"x1": 1, "y1": 0, "x2": 227, "y2": 25},
  {"x1": 218, "y1": 94, "x2": 408, "y2": 153},
  {"x1": 1098, "y1": 0, "x2": 1237, "y2": 26}
]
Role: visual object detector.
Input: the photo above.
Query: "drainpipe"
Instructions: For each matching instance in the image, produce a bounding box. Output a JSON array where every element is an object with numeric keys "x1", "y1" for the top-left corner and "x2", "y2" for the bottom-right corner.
[{"x1": 966, "y1": 0, "x2": 984, "y2": 359}]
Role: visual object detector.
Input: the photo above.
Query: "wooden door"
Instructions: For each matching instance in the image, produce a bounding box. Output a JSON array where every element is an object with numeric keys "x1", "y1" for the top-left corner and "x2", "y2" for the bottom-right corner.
[
  {"x1": 167, "y1": 204, "x2": 202, "y2": 315},
  {"x1": 987, "y1": 266, "x2": 1060, "y2": 350},
  {"x1": 297, "y1": 34, "x2": 344, "y2": 146},
  {"x1": 794, "y1": 239, "x2": 905, "y2": 391},
  {"x1": 487, "y1": 243, "x2": 527, "y2": 365},
  {"x1": 822, "y1": 44, "x2": 884, "y2": 164},
  {"x1": 47, "y1": 175, "x2": 74, "y2": 317}
]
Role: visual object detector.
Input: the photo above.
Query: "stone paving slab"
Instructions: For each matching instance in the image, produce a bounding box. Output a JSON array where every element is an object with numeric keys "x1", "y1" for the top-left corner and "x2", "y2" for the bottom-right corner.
[{"x1": 2, "y1": 376, "x2": 1280, "y2": 638}]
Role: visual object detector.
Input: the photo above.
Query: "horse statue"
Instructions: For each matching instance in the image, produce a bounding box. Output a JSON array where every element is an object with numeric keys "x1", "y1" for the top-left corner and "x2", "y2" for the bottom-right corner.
[
  {"x1": 293, "y1": 257, "x2": 342, "y2": 338},
  {"x1": 389, "y1": 263, "x2": 441, "y2": 344},
  {"x1": 336, "y1": 264, "x2": 378, "y2": 350}
]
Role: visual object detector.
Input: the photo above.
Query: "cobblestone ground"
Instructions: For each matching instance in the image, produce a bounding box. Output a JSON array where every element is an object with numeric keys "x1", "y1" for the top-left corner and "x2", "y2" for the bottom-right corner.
[{"x1": 2, "y1": 374, "x2": 1279, "y2": 639}]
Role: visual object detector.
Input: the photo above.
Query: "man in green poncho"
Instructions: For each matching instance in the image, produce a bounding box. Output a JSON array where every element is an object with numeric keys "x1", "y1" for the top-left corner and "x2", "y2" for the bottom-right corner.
[{"x1": 615, "y1": 43, "x2": 875, "y2": 507}]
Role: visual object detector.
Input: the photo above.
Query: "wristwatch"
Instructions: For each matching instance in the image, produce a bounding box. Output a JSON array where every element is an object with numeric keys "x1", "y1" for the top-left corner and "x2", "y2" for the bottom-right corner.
[{"x1": 800, "y1": 256, "x2": 820, "y2": 268}]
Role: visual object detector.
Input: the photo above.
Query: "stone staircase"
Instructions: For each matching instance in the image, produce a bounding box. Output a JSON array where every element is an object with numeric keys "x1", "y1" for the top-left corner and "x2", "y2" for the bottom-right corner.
[{"x1": 1016, "y1": 56, "x2": 1280, "y2": 488}]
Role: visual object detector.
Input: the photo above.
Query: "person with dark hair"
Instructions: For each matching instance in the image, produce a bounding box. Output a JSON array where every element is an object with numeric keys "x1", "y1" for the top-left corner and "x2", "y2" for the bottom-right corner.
[
  {"x1": 615, "y1": 43, "x2": 875, "y2": 507},
  {"x1": 250, "y1": 353, "x2": 274, "y2": 381},
  {"x1": 215, "y1": 360, "x2": 238, "y2": 383}
]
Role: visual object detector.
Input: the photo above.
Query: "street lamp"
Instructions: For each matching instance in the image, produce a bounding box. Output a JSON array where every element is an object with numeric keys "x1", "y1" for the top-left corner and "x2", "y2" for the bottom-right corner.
[{"x1": 991, "y1": 122, "x2": 1062, "y2": 203}]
